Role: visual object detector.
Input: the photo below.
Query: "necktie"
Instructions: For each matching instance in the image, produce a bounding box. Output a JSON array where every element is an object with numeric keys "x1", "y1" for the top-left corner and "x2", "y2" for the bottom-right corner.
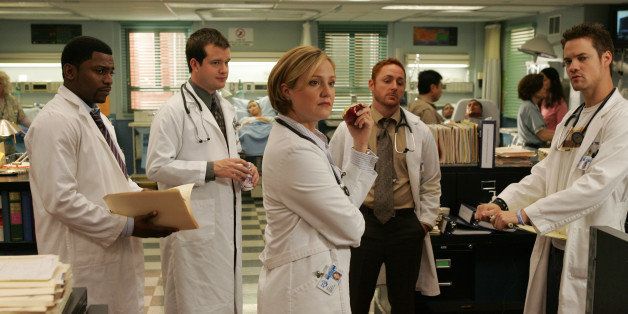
[
  {"x1": 89, "y1": 109, "x2": 128, "y2": 178},
  {"x1": 209, "y1": 94, "x2": 227, "y2": 142},
  {"x1": 373, "y1": 118, "x2": 395, "y2": 224}
]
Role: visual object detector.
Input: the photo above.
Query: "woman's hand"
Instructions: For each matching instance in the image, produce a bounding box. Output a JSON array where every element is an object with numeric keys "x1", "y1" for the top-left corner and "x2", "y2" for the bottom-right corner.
[{"x1": 346, "y1": 104, "x2": 374, "y2": 153}]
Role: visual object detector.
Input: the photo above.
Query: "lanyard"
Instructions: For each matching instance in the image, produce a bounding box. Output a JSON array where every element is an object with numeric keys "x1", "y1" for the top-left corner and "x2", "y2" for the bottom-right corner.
[{"x1": 275, "y1": 118, "x2": 350, "y2": 197}]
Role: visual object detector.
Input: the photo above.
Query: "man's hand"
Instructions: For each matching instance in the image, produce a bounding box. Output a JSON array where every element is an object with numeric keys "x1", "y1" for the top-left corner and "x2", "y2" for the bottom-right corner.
[
  {"x1": 214, "y1": 158, "x2": 253, "y2": 182},
  {"x1": 475, "y1": 203, "x2": 501, "y2": 222},
  {"x1": 249, "y1": 163, "x2": 260, "y2": 187},
  {"x1": 132, "y1": 211, "x2": 178, "y2": 238},
  {"x1": 346, "y1": 105, "x2": 374, "y2": 153},
  {"x1": 420, "y1": 222, "x2": 432, "y2": 236}
]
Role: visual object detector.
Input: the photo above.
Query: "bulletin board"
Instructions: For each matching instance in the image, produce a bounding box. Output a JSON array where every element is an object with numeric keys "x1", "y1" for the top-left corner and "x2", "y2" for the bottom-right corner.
[{"x1": 413, "y1": 27, "x2": 458, "y2": 46}]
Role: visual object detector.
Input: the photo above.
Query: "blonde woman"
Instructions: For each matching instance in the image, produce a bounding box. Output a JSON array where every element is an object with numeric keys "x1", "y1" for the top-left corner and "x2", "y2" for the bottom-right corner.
[
  {"x1": 0, "y1": 71, "x2": 30, "y2": 128},
  {"x1": 257, "y1": 46, "x2": 377, "y2": 313}
]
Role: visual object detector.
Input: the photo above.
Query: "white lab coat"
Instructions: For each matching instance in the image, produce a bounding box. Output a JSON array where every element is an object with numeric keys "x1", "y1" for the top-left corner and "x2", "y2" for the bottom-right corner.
[
  {"x1": 257, "y1": 121, "x2": 377, "y2": 314},
  {"x1": 329, "y1": 107, "x2": 441, "y2": 296},
  {"x1": 25, "y1": 86, "x2": 144, "y2": 314},
  {"x1": 146, "y1": 82, "x2": 242, "y2": 314},
  {"x1": 498, "y1": 90, "x2": 628, "y2": 314}
]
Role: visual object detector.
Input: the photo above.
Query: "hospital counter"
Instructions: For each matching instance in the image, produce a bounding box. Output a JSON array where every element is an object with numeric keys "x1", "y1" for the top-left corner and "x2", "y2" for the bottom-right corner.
[{"x1": 0, "y1": 173, "x2": 36, "y2": 255}]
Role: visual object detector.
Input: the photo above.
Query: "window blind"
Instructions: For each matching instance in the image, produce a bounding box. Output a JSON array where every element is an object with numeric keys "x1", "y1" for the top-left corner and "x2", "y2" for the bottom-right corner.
[
  {"x1": 318, "y1": 24, "x2": 388, "y2": 118},
  {"x1": 502, "y1": 26, "x2": 534, "y2": 119},
  {"x1": 122, "y1": 26, "x2": 189, "y2": 111}
]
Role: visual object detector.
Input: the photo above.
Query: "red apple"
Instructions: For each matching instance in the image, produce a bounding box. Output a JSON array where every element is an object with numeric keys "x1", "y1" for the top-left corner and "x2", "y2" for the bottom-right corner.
[{"x1": 343, "y1": 103, "x2": 365, "y2": 125}]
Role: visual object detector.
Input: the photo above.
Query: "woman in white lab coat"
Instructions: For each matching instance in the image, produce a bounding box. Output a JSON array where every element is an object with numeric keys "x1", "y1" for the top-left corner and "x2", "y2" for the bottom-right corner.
[
  {"x1": 257, "y1": 46, "x2": 377, "y2": 314},
  {"x1": 146, "y1": 81, "x2": 245, "y2": 313}
]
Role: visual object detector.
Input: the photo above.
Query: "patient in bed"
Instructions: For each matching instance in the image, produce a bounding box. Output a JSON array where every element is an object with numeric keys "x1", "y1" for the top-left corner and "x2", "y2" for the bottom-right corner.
[{"x1": 238, "y1": 100, "x2": 273, "y2": 173}]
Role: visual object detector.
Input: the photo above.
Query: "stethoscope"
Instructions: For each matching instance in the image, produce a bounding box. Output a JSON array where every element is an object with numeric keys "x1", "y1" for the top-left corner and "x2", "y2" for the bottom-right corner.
[
  {"x1": 391, "y1": 110, "x2": 416, "y2": 154},
  {"x1": 275, "y1": 118, "x2": 351, "y2": 197},
  {"x1": 181, "y1": 83, "x2": 211, "y2": 143},
  {"x1": 560, "y1": 88, "x2": 615, "y2": 146}
]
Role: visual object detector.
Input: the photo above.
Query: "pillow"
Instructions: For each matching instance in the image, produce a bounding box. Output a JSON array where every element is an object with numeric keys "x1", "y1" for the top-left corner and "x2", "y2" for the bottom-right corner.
[
  {"x1": 230, "y1": 97, "x2": 251, "y2": 121},
  {"x1": 256, "y1": 96, "x2": 277, "y2": 117}
]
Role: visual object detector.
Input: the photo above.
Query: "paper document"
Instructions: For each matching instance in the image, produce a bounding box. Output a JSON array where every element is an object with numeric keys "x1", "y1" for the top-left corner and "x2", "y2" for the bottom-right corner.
[
  {"x1": 517, "y1": 225, "x2": 567, "y2": 240},
  {"x1": 104, "y1": 183, "x2": 199, "y2": 230},
  {"x1": 0, "y1": 255, "x2": 59, "y2": 282}
]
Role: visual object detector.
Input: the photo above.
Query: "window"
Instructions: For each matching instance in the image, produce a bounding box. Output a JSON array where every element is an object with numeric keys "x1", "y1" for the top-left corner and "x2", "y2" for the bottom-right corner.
[
  {"x1": 122, "y1": 26, "x2": 190, "y2": 111},
  {"x1": 502, "y1": 26, "x2": 535, "y2": 119},
  {"x1": 318, "y1": 24, "x2": 388, "y2": 118}
]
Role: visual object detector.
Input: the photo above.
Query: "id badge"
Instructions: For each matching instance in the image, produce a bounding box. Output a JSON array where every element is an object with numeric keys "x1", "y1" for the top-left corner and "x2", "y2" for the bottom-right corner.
[
  {"x1": 316, "y1": 264, "x2": 343, "y2": 295},
  {"x1": 578, "y1": 155, "x2": 593, "y2": 170}
]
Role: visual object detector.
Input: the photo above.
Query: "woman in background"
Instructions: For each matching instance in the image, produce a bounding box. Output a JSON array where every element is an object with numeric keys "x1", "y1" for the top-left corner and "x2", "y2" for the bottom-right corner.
[
  {"x1": 240, "y1": 100, "x2": 273, "y2": 126},
  {"x1": 0, "y1": 71, "x2": 30, "y2": 128},
  {"x1": 540, "y1": 67, "x2": 568, "y2": 131},
  {"x1": 257, "y1": 46, "x2": 377, "y2": 313},
  {"x1": 516, "y1": 73, "x2": 554, "y2": 149},
  {"x1": 0, "y1": 71, "x2": 31, "y2": 155}
]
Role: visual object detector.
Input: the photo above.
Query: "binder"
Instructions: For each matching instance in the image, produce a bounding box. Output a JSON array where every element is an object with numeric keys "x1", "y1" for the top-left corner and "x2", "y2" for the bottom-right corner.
[
  {"x1": 479, "y1": 120, "x2": 496, "y2": 169},
  {"x1": 1, "y1": 192, "x2": 10, "y2": 242},
  {"x1": 21, "y1": 191, "x2": 34, "y2": 242},
  {"x1": 8, "y1": 192, "x2": 23, "y2": 242}
]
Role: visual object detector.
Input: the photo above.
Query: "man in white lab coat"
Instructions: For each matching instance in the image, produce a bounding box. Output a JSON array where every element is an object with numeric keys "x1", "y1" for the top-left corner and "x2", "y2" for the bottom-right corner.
[
  {"x1": 477, "y1": 23, "x2": 628, "y2": 314},
  {"x1": 146, "y1": 28, "x2": 259, "y2": 314},
  {"x1": 330, "y1": 58, "x2": 441, "y2": 313},
  {"x1": 26, "y1": 36, "x2": 175, "y2": 313}
]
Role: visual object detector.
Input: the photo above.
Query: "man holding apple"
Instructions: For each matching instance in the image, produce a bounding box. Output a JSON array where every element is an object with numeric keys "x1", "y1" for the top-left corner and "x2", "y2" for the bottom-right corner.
[{"x1": 330, "y1": 58, "x2": 442, "y2": 313}]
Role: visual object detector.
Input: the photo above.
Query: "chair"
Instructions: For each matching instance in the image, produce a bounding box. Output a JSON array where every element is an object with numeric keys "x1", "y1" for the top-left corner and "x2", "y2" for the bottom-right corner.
[{"x1": 452, "y1": 98, "x2": 501, "y2": 145}]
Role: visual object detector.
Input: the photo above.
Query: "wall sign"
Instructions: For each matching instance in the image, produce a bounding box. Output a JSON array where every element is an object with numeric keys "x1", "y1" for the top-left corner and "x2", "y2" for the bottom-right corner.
[
  {"x1": 228, "y1": 27, "x2": 254, "y2": 47},
  {"x1": 413, "y1": 27, "x2": 458, "y2": 46}
]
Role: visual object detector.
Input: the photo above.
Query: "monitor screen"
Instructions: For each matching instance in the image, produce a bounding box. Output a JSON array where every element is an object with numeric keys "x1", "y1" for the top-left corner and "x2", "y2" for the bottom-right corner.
[
  {"x1": 586, "y1": 226, "x2": 628, "y2": 313},
  {"x1": 610, "y1": 5, "x2": 628, "y2": 48}
]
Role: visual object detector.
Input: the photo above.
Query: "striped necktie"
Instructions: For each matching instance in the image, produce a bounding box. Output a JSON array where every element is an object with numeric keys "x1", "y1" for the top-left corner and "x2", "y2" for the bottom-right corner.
[{"x1": 89, "y1": 108, "x2": 128, "y2": 178}]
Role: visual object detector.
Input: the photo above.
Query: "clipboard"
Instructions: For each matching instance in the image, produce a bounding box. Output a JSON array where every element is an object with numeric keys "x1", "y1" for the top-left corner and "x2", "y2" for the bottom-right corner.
[{"x1": 103, "y1": 184, "x2": 199, "y2": 230}]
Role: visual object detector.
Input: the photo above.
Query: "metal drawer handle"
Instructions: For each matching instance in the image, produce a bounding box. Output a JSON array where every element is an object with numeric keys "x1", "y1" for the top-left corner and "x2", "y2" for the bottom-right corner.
[{"x1": 439, "y1": 282, "x2": 452, "y2": 287}]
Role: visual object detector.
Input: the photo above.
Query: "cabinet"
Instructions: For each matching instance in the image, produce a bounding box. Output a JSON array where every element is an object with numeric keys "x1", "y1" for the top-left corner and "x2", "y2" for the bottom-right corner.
[
  {"x1": 440, "y1": 165, "x2": 531, "y2": 216},
  {"x1": 418, "y1": 232, "x2": 536, "y2": 313}
]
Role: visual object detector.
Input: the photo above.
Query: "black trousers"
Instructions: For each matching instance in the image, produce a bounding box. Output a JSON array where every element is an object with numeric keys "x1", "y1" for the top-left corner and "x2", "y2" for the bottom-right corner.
[
  {"x1": 546, "y1": 244, "x2": 564, "y2": 314},
  {"x1": 350, "y1": 206, "x2": 425, "y2": 314}
]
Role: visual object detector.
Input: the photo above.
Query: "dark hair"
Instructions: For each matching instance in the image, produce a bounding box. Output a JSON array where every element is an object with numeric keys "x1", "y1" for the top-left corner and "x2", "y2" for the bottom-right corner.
[
  {"x1": 518, "y1": 74, "x2": 545, "y2": 101},
  {"x1": 418, "y1": 70, "x2": 442, "y2": 94},
  {"x1": 540, "y1": 67, "x2": 565, "y2": 107},
  {"x1": 468, "y1": 99, "x2": 483, "y2": 109},
  {"x1": 561, "y1": 22, "x2": 614, "y2": 58},
  {"x1": 61, "y1": 36, "x2": 112, "y2": 69},
  {"x1": 371, "y1": 58, "x2": 406, "y2": 80},
  {"x1": 186, "y1": 28, "x2": 230, "y2": 72}
]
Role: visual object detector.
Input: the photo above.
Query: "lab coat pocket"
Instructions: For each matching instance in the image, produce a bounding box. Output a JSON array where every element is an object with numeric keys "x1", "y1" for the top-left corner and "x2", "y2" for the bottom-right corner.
[
  {"x1": 176, "y1": 197, "x2": 216, "y2": 244},
  {"x1": 566, "y1": 227, "x2": 589, "y2": 279},
  {"x1": 288, "y1": 251, "x2": 339, "y2": 312}
]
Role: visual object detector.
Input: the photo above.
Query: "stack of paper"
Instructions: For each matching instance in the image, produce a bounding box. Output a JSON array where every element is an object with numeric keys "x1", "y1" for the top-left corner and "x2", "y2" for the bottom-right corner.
[
  {"x1": 495, "y1": 146, "x2": 536, "y2": 166},
  {"x1": 427, "y1": 122, "x2": 478, "y2": 165},
  {"x1": 0, "y1": 255, "x2": 73, "y2": 313}
]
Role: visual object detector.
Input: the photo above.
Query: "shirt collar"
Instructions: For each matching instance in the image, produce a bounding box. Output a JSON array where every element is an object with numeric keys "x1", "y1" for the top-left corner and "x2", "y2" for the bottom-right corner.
[
  {"x1": 371, "y1": 105, "x2": 401, "y2": 127},
  {"x1": 188, "y1": 79, "x2": 216, "y2": 109}
]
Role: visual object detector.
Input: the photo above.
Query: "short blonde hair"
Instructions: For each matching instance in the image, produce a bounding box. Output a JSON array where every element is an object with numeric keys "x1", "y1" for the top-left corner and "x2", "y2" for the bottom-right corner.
[
  {"x1": 0, "y1": 71, "x2": 12, "y2": 97},
  {"x1": 247, "y1": 100, "x2": 259, "y2": 109},
  {"x1": 267, "y1": 46, "x2": 334, "y2": 115}
]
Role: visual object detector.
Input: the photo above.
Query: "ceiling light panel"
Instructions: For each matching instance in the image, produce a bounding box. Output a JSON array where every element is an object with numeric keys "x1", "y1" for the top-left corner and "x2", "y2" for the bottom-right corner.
[{"x1": 382, "y1": 5, "x2": 484, "y2": 11}]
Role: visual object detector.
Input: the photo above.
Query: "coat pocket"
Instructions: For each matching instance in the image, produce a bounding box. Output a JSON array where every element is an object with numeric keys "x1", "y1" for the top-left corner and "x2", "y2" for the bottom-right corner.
[
  {"x1": 566, "y1": 227, "x2": 589, "y2": 279},
  {"x1": 175, "y1": 197, "x2": 216, "y2": 244},
  {"x1": 287, "y1": 251, "x2": 343, "y2": 313}
]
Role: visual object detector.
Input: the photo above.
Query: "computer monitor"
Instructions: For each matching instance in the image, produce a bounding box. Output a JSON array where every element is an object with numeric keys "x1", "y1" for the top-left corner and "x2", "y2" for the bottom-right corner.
[{"x1": 585, "y1": 226, "x2": 628, "y2": 313}]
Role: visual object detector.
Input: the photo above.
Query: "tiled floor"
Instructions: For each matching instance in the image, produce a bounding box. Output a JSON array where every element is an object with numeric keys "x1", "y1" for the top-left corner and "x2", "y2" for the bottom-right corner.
[{"x1": 142, "y1": 189, "x2": 265, "y2": 314}]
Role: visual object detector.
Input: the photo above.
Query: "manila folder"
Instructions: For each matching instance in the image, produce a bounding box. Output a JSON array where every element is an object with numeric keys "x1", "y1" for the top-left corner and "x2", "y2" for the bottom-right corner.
[{"x1": 104, "y1": 184, "x2": 199, "y2": 230}]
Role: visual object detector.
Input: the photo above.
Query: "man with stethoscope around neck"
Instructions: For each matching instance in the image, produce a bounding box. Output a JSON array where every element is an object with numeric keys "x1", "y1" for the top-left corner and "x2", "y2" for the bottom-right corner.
[
  {"x1": 476, "y1": 23, "x2": 628, "y2": 314},
  {"x1": 146, "y1": 28, "x2": 258, "y2": 314},
  {"x1": 330, "y1": 58, "x2": 441, "y2": 313}
]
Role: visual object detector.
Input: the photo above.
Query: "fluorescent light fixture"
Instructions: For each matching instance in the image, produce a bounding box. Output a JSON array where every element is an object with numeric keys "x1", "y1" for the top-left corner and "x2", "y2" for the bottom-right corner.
[
  {"x1": 0, "y1": 2, "x2": 51, "y2": 8},
  {"x1": 382, "y1": 5, "x2": 484, "y2": 11},
  {"x1": 407, "y1": 64, "x2": 469, "y2": 69},
  {"x1": 167, "y1": 3, "x2": 274, "y2": 9},
  {"x1": 0, "y1": 63, "x2": 61, "y2": 68}
]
